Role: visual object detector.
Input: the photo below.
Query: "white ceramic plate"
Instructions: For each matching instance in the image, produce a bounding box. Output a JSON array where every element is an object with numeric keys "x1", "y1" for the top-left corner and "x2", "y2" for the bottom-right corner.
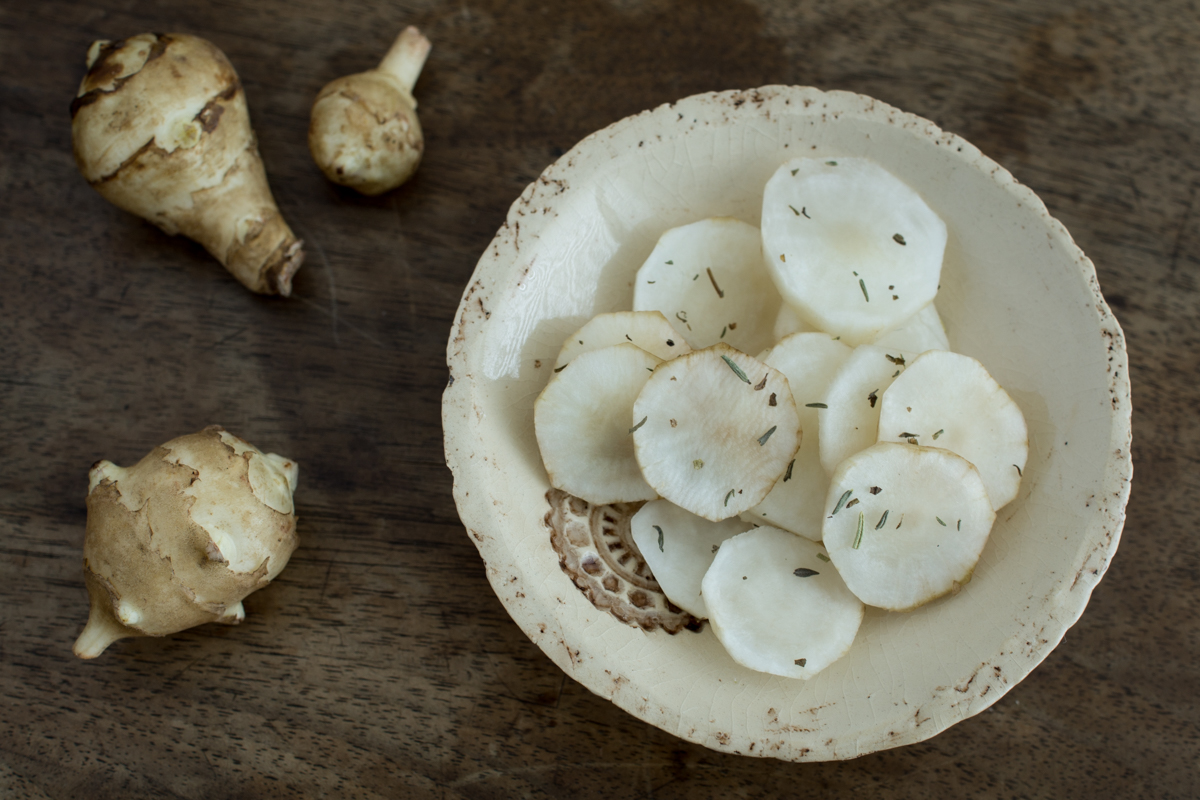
[{"x1": 443, "y1": 86, "x2": 1132, "y2": 761}]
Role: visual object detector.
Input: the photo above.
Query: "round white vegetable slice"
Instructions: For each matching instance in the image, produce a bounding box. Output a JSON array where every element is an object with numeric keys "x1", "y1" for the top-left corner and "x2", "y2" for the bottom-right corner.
[
  {"x1": 772, "y1": 302, "x2": 813, "y2": 342},
  {"x1": 761, "y1": 157, "x2": 948, "y2": 344},
  {"x1": 631, "y1": 344, "x2": 800, "y2": 521},
  {"x1": 701, "y1": 526, "x2": 864, "y2": 679},
  {"x1": 633, "y1": 218, "x2": 781, "y2": 355},
  {"x1": 823, "y1": 442, "x2": 996, "y2": 610},
  {"x1": 742, "y1": 333, "x2": 853, "y2": 540},
  {"x1": 870, "y1": 302, "x2": 950, "y2": 353},
  {"x1": 554, "y1": 310, "x2": 692, "y2": 369},
  {"x1": 819, "y1": 344, "x2": 917, "y2": 474},
  {"x1": 877, "y1": 350, "x2": 1028, "y2": 511},
  {"x1": 534, "y1": 343, "x2": 662, "y2": 505},
  {"x1": 629, "y1": 500, "x2": 751, "y2": 619}
]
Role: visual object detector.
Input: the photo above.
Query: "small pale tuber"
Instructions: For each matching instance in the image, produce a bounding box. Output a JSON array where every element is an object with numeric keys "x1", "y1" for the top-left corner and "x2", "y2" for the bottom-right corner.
[
  {"x1": 308, "y1": 26, "x2": 431, "y2": 195},
  {"x1": 71, "y1": 34, "x2": 304, "y2": 295},
  {"x1": 74, "y1": 426, "x2": 300, "y2": 659}
]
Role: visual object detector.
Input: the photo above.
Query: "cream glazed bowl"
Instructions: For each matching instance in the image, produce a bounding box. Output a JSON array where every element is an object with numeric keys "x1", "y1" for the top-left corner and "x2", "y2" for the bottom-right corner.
[{"x1": 443, "y1": 86, "x2": 1132, "y2": 761}]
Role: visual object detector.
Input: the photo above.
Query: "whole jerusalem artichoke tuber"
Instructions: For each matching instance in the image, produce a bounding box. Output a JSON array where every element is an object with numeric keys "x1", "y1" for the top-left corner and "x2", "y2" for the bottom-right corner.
[
  {"x1": 74, "y1": 426, "x2": 300, "y2": 659},
  {"x1": 71, "y1": 34, "x2": 304, "y2": 296},
  {"x1": 308, "y1": 26, "x2": 431, "y2": 195}
]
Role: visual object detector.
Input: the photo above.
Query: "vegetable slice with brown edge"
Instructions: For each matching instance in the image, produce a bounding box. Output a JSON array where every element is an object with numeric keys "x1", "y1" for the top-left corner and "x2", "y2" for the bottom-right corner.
[
  {"x1": 823, "y1": 442, "x2": 995, "y2": 611},
  {"x1": 701, "y1": 526, "x2": 863, "y2": 679},
  {"x1": 631, "y1": 344, "x2": 800, "y2": 521},
  {"x1": 877, "y1": 350, "x2": 1028, "y2": 510},
  {"x1": 71, "y1": 34, "x2": 304, "y2": 295},
  {"x1": 535, "y1": 343, "x2": 662, "y2": 505},
  {"x1": 633, "y1": 218, "x2": 781, "y2": 355}
]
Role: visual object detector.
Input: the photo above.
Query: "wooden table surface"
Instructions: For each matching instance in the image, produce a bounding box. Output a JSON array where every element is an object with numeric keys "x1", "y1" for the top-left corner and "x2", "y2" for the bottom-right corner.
[{"x1": 2, "y1": 1, "x2": 1196, "y2": 797}]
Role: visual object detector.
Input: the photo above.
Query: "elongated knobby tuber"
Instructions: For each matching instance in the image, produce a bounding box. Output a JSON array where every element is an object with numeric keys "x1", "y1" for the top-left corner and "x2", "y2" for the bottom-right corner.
[
  {"x1": 309, "y1": 26, "x2": 431, "y2": 195},
  {"x1": 71, "y1": 33, "x2": 304, "y2": 296},
  {"x1": 74, "y1": 426, "x2": 299, "y2": 659}
]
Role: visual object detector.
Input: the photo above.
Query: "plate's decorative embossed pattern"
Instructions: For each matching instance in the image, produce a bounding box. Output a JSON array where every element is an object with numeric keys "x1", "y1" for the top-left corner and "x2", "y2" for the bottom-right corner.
[{"x1": 545, "y1": 488, "x2": 700, "y2": 634}]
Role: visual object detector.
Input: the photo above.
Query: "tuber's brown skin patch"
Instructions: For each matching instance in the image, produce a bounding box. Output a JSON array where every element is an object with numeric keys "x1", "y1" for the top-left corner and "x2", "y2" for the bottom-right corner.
[
  {"x1": 71, "y1": 33, "x2": 304, "y2": 295},
  {"x1": 74, "y1": 426, "x2": 299, "y2": 659},
  {"x1": 308, "y1": 26, "x2": 431, "y2": 196}
]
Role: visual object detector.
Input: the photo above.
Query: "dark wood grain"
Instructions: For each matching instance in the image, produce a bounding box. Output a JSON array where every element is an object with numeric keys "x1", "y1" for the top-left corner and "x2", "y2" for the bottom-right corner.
[{"x1": 1, "y1": 0, "x2": 1196, "y2": 797}]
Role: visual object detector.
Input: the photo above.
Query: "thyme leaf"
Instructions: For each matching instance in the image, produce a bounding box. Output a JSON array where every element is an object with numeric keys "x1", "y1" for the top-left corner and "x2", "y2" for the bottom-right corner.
[
  {"x1": 783, "y1": 459, "x2": 795, "y2": 482},
  {"x1": 936, "y1": 516, "x2": 947, "y2": 526},
  {"x1": 875, "y1": 510, "x2": 889, "y2": 529},
  {"x1": 1014, "y1": 464, "x2": 1023, "y2": 477},
  {"x1": 789, "y1": 204, "x2": 801, "y2": 216},
  {"x1": 933, "y1": 429, "x2": 944, "y2": 440},
  {"x1": 720, "y1": 354, "x2": 751, "y2": 383},
  {"x1": 793, "y1": 568, "x2": 820, "y2": 578},
  {"x1": 831, "y1": 490, "x2": 853, "y2": 516},
  {"x1": 757, "y1": 425, "x2": 778, "y2": 446},
  {"x1": 816, "y1": 553, "x2": 831, "y2": 563},
  {"x1": 806, "y1": 402, "x2": 828, "y2": 408},
  {"x1": 654, "y1": 525, "x2": 664, "y2": 552},
  {"x1": 893, "y1": 233, "x2": 907, "y2": 246},
  {"x1": 859, "y1": 278, "x2": 870, "y2": 302},
  {"x1": 724, "y1": 489, "x2": 735, "y2": 507},
  {"x1": 629, "y1": 416, "x2": 648, "y2": 434}
]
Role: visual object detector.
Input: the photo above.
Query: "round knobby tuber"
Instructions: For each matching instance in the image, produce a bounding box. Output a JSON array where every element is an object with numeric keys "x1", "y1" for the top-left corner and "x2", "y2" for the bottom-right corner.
[
  {"x1": 71, "y1": 33, "x2": 304, "y2": 296},
  {"x1": 309, "y1": 26, "x2": 431, "y2": 195},
  {"x1": 74, "y1": 426, "x2": 300, "y2": 659}
]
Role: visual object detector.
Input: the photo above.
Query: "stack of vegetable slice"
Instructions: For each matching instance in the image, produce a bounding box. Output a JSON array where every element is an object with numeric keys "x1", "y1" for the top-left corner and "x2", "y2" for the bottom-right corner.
[{"x1": 534, "y1": 157, "x2": 1028, "y2": 679}]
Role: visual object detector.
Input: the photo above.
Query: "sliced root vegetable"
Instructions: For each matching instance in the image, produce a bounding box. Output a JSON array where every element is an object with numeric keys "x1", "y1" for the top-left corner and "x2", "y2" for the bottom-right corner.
[
  {"x1": 555, "y1": 310, "x2": 692, "y2": 369},
  {"x1": 632, "y1": 344, "x2": 800, "y2": 521},
  {"x1": 629, "y1": 500, "x2": 752, "y2": 618},
  {"x1": 871, "y1": 302, "x2": 950, "y2": 353},
  {"x1": 535, "y1": 343, "x2": 662, "y2": 505},
  {"x1": 823, "y1": 442, "x2": 996, "y2": 611},
  {"x1": 761, "y1": 157, "x2": 947, "y2": 344},
  {"x1": 701, "y1": 526, "x2": 863, "y2": 679},
  {"x1": 818, "y1": 344, "x2": 917, "y2": 474},
  {"x1": 877, "y1": 350, "x2": 1028, "y2": 510},
  {"x1": 772, "y1": 302, "x2": 813, "y2": 342},
  {"x1": 633, "y1": 218, "x2": 781, "y2": 355},
  {"x1": 743, "y1": 333, "x2": 853, "y2": 540}
]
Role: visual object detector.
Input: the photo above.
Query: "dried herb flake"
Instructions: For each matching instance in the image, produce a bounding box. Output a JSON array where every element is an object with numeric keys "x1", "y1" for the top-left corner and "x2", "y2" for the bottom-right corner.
[
  {"x1": 933, "y1": 429, "x2": 944, "y2": 440},
  {"x1": 724, "y1": 489, "x2": 735, "y2": 507},
  {"x1": 831, "y1": 490, "x2": 853, "y2": 516},
  {"x1": 936, "y1": 516, "x2": 947, "y2": 526},
  {"x1": 859, "y1": 278, "x2": 870, "y2": 302},
  {"x1": 852, "y1": 511, "x2": 865, "y2": 549},
  {"x1": 816, "y1": 553, "x2": 831, "y2": 563},
  {"x1": 720, "y1": 354, "x2": 751, "y2": 383},
  {"x1": 654, "y1": 525, "x2": 664, "y2": 552},
  {"x1": 893, "y1": 233, "x2": 907, "y2": 246},
  {"x1": 706, "y1": 267, "x2": 725, "y2": 298},
  {"x1": 793, "y1": 568, "x2": 820, "y2": 578},
  {"x1": 757, "y1": 425, "x2": 778, "y2": 446},
  {"x1": 783, "y1": 459, "x2": 795, "y2": 482},
  {"x1": 875, "y1": 510, "x2": 890, "y2": 529},
  {"x1": 806, "y1": 402, "x2": 828, "y2": 408},
  {"x1": 629, "y1": 416, "x2": 648, "y2": 434}
]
